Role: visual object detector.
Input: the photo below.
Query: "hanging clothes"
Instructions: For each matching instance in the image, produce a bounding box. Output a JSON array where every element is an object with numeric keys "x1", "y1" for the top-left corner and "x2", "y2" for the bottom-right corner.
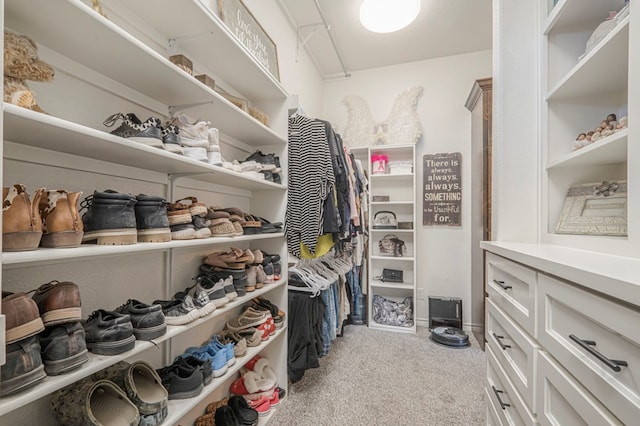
[{"x1": 286, "y1": 114, "x2": 336, "y2": 258}]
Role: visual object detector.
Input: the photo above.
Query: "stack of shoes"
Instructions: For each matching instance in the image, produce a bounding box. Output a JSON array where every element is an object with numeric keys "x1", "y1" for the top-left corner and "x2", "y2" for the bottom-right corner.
[
  {"x1": 250, "y1": 297, "x2": 285, "y2": 330},
  {"x1": 203, "y1": 249, "x2": 253, "y2": 294},
  {"x1": 225, "y1": 306, "x2": 274, "y2": 342},
  {"x1": 167, "y1": 199, "x2": 196, "y2": 240},
  {"x1": 156, "y1": 356, "x2": 205, "y2": 400},
  {"x1": 90, "y1": 360, "x2": 169, "y2": 425},
  {"x1": 245, "y1": 150, "x2": 282, "y2": 184},
  {"x1": 200, "y1": 263, "x2": 248, "y2": 298},
  {"x1": 161, "y1": 123, "x2": 183, "y2": 155},
  {"x1": 82, "y1": 309, "x2": 135, "y2": 355},
  {"x1": 30, "y1": 280, "x2": 89, "y2": 374},
  {"x1": 180, "y1": 336, "x2": 232, "y2": 379},
  {"x1": 113, "y1": 299, "x2": 167, "y2": 340},
  {"x1": 230, "y1": 356, "x2": 279, "y2": 417},
  {"x1": 196, "y1": 395, "x2": 259, "y2": 426},
  {"x1": 187, "y1": 275, "x2": 234, "y2": 308},
  {"x1": 168, "y1": 114, "x2": 210, "y2": 161},
  {"x1": 180, "y1": 196, "x2": 211, "y2": 239},
  {"x1": 2, "y1": 184, "x2": 84, "y2": 251},
  {"x1": 1, "y1": 292, "x2": 46, "y2": 395},
  {"x1": 207, "y1": 206, "x2": 242, "y2": 237},
  {"x1": 103, "y1": 112, "x2": 165, "y2": 150}
]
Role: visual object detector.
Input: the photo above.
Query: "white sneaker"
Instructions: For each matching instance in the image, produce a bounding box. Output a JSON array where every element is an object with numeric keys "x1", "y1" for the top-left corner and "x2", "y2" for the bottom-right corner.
[
  {"x1": 183, "y1": 147, "x2": 208, "y2": 162},
  {"x1": 208, "y1": 127, "x2": 220, "y2": 152},
  {"x1": 208, "y1": 151, "x2": 223, "y2": 166},
  {"x1": 174, "y1": 114, "x2": 210, "y2": 148}
]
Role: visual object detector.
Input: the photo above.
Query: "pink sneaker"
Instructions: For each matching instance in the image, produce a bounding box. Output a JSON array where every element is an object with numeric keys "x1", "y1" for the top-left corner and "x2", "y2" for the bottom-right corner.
[{"x1": 246, "y1": 395, "x2": 271, "y2": 416}]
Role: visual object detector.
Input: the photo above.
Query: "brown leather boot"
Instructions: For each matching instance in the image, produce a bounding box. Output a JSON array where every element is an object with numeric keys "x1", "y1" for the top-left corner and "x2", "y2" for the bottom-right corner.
[
  {"x1": 38, "y1": 189, "x2": 84, "y2": 248},
  {"x1": 2, "y1": 184, "x2": 43, "y2": 251},
  {"x1": 31, "y1": 280, "x2": 82, "y2": 326},
  {"x1": 2, "y1": 292, "x2": 45, "y2": 344}
]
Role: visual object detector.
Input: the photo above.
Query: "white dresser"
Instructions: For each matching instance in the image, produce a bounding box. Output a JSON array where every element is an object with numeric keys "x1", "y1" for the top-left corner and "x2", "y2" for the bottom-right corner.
[{"x1": 482, "y1": 242, "x2": 640, "y2": 425}]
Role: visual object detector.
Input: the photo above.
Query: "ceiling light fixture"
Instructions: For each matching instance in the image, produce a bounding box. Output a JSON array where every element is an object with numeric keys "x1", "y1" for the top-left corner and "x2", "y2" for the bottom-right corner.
[{"x1": 359, "y1": 0, "x2": 421, "y2": 34}]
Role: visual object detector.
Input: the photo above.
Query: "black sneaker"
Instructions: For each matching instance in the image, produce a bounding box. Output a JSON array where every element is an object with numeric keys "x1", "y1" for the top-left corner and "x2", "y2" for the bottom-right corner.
[
  {"x1": 134, "y1": 194, "x2": 171, "y2": 243},
  {"x1": 83, "y1": 309, "x2": 135, "y2": 355},
  {"x1": 80, "y1": 190, "x2": 138, "y2": 245},
  {"x1": 245, "y1": 150, "x2": 278, "y2": 172},
  {"x1": 228, "y1": 395, "x2": 259, "y2": 426},
  {"x1": 0, "y1": 335, "x2": 45, "y2": 396},
  {"x1": 152, "y1": 297, "x2": 199, "y2": 325},
  {"x1": 113, "y1": 299, "x2": 167, "y2": 340},
  {"x1": 156, "y1": 362, "x2": 203, "y2": 400},
  {"x1": 200, "y1": 264, "x2": 247, "y2": 297},
  {"x1": 39, "y1": 322, "x2": 89, "y2": 375},
  {"x1": 173, "y1": 355, "x2": 213, "y2": 386},
  {"x1": 103, "y1": 113, "x2": 164, "y2": 149},
  {"x1": 162, "y1": 124, "x2": 183, "y2": 155}
]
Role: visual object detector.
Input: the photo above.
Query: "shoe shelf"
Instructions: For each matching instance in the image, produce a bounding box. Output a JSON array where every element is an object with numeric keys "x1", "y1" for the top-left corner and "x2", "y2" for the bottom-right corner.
[
  {"x1": 546, "y1": 129, "x2": 628, "y2": 170},
  {"x1": 370, "y1": 201, "x2": 414, "y2": 206},
  {"x1": 370, "y1": 229, "x2": 414, "y2": 234},
  {"x1": 4, "y1": 0, "x2": 286, "y2": 146},
  {"x1": 3, "y1": 104, "x2": 286, "y2": 191},
  {"x1": 0, "y1": 279, "x2": 286, "y2": 417},
  {"x1": 370, "y1": 281, "x2": 415, "y2": 290},
  {"x1": 370, "y1": 256, "x2": 415, "y2": 262},
  {"x1": 117, "y1": 0, "x2": 288, "y2": 101},
  {"x1": 546, "y1": 16, "x2": 629, "y2": 101},
  {"x1": 1, "y1": 233, "x2": 285, "y2": 267},
  {"x1": 164, "y1": 326, "x2": 287, "y2": 426},
  {"x1": 369, "y1": 173, "x2": 414, "y2": 179}
]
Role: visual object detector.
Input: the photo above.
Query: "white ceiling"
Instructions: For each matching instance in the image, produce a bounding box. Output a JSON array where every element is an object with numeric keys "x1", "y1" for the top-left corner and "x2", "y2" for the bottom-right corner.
[{"x1": 278, "y1": 0, "x2": 493, "y2": 79}]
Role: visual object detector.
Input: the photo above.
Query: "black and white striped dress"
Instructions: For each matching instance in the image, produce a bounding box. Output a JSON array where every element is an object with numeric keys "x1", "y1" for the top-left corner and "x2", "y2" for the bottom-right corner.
[{"x1": 286, "y1": 115, "x2": 336, "y2": 257}]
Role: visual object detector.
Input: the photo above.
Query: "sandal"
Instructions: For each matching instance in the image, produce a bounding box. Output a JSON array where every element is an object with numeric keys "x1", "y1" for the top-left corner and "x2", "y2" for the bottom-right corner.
[
  {"x1": 166, "y1": 202, "x2": 192, "y2": 225},
  {"x1": 241, "y1": 213, "x2": 262, "y2": 234},
  {"x1": 253, "y1": 216, "x2": 282, "y2": 233},
  {"x1": 203, "y1": 250, "x2": 245, "y2": 269},
  {"x1": 174, "y1": 196, "x2": 207, "y2": 217}
]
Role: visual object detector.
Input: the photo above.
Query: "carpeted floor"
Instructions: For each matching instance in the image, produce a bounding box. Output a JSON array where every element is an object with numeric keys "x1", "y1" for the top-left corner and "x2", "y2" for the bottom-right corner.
[{"x1": 269, "y1": 325, "x2": 486, "y2": 426}]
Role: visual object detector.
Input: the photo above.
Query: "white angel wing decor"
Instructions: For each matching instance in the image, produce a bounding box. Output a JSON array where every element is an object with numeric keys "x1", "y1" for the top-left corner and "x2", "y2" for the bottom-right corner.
[
  {"x1": 342, "y1": 94, "x2": 377, "y2": 147},
  {"x1": 341, "y1": 86, "x2": 424, "y2": 147}
]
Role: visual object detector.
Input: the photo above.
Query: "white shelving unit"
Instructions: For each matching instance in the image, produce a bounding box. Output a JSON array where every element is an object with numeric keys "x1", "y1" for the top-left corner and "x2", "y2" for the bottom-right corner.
[
  {"x1": 1, "y1": 0, "x2": 289, "y2": 423},
  {"x1": 359, "y1": 145, "x2": 417, "y2": 334},
  {"x1": 541, "y1": 0, "x2": 634, "y2": 256}
]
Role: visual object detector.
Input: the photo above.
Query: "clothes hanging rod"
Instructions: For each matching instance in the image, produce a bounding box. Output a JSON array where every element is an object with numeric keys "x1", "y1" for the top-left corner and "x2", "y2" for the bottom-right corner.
[{"x1": 312, "y1": 0, "x2": 351, "y2": 79}]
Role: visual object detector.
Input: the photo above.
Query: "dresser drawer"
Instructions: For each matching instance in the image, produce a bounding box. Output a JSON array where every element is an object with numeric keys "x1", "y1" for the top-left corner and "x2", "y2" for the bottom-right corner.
[
  {"x1": 536, "y1": 351, "x2": 622, "y2": 425},
  {"x1": 486, "y1": 385, "x2": 506, "y2": 426},
  {"x1": 486, "y1": 298, "x2": 539, "y2": 412},
  {"x1": 487, "y1": 345, "x2": 538, "y2": 425},
  {"x1": 486, "y1": 252, "x2": 537, "y2": 336},
  {"x1": 537, "y1": 274, "x2": 640, "y2": 425}
]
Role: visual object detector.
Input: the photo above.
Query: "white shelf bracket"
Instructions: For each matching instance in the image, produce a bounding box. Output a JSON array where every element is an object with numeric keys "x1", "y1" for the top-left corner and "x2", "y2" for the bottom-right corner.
[
  {"x1": 168, "y1": 102, "x2": 215, "y2": 118},
  {"x1": 168, "y1": 32, "x2": 214, "y2": 55}
]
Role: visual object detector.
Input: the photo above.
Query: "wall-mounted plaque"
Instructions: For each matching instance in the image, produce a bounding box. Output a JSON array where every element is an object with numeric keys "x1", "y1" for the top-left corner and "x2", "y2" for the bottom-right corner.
[
  {"x1": 423, "y1": 152, "x2": 462, "y2": 226},
  {"x1": 218, "y1": 0, "x2": 280, "y2": 81}
]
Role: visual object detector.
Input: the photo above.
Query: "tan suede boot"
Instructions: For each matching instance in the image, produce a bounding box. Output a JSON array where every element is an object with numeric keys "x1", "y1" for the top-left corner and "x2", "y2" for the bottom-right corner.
[
  {"x1": 2, "y1": 184, "x2": 43, "y2": 251},
  {"x1": 38, "y1": 189, "x2": 84, "y2": 248}
]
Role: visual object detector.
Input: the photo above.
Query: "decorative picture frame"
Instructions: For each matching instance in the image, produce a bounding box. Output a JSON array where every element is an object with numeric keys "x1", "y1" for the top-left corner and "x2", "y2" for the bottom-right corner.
[
  {"x1": 555, "y1": 180, "x2": 627, "y2": 236},
  {"x1": 218, "y1": 0, "x2": 280, "y2": 81}
]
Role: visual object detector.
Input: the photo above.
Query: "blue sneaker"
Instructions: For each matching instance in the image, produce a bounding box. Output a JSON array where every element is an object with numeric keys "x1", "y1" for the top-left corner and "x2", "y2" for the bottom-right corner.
[
  {"x1": 184, "y1": 345, "x2": 227, "y2": 377},
  {"x1": 210, "y1": 335, "x2": 235, "y2": 367}
]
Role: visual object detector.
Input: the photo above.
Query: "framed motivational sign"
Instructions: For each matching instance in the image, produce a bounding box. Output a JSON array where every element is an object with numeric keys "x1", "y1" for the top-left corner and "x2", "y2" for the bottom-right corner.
[{"x1": 423, "y1": 152, "x2": 462, "y2": 226}]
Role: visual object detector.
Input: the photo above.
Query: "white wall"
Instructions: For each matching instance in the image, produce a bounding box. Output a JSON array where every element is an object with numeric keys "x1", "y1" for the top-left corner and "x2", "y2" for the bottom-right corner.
[
  {"x1": 243, "y1": 0, "x2": 324, "y2": 117},
  {"x1": 321, "y1": 50, "x2": 492, "y2": 325}
]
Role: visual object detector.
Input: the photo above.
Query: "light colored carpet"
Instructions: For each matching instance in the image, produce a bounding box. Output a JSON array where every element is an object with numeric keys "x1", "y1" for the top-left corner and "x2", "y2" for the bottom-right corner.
[{"x1": 270, "y1": 325, "x2": 486, "y2": 426}]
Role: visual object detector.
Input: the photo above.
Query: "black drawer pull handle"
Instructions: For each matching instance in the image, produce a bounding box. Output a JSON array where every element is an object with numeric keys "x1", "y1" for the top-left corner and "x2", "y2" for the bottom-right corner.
[
  {"x1": 491, "y1": 385, "x2": 510, "y2": 410},
  {"x1": 493, "y1": 279, "x2": 512, "y2": 290},
  {"x1": 569, "y1": 334, "x2": 628, "y2": 372},
  {"x1": 493, "y1": 333, "x2": 511, "y2": 350}
]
